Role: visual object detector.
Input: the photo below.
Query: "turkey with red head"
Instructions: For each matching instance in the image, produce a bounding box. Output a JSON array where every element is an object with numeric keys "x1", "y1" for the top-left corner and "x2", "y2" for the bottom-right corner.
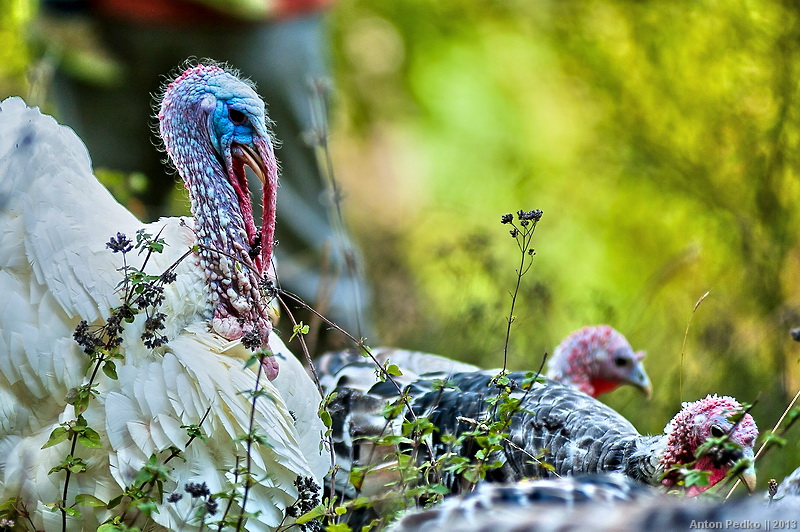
[
  {"x1": 546, "y1": 325, "x2": 651, "y2": 398},
  {"x1": 320, "y1": 324, "x2": 651, "y2": 400}
]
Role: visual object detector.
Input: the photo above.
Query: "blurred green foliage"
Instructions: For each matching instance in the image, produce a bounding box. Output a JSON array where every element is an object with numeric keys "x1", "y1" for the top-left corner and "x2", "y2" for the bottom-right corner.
[
  {"x1": 0, "y1": 0, "x2": 33, "y2": 96},
  {"x1": 329, "y1": 0, "x2": 800, "y2": 488},
  {"x1": 3, "y1": 0, "x2": 800, "y2": 493}
]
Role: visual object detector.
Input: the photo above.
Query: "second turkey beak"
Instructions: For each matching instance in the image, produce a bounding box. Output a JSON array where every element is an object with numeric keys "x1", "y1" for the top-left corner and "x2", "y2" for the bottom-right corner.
[
  {"x1": 741, "y1": 469, "x2": 757, "y2": 493},
  {"x1": 739, "y1": 448, "x2": 757, "y2": 493},
  {"x1": 631, "y1": 366, "x2": 653, "y2": 399}
]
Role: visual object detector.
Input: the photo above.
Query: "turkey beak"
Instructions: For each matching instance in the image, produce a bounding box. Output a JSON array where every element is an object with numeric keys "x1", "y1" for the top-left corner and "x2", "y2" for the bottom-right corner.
[
  {"x1": 739, "y1": 449, "x2": 757, "y2": 493},
  {"x1": 631, "y1": 367, "x2": 653, "y2": 399},
  {"x1": 237, "y1": 144, "x2": 267, "y2": 186},
  {"x1": 741, "y1": 469, "x2": 757, "y2": 493}
]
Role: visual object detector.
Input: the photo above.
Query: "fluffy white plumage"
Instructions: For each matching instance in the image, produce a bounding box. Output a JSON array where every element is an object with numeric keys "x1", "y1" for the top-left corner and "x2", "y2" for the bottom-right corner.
[{"x1": 0, "y1": 95, "x2": 327, "y2": 530}]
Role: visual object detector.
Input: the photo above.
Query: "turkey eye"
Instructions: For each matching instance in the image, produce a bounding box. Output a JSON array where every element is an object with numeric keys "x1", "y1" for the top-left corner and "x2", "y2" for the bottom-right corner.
[
  {"x1": 614, "y1": 356, "x2": 628, "y2": 367},
  {"x1": 229, "y1": 109, "x2": 247, "y2": 125},
  {"x1": 710, "y1": 426, "x2": 725, "y2": 438}
]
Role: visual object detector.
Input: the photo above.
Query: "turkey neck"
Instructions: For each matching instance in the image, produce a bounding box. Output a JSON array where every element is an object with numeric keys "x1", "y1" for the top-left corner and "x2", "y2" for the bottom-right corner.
[{"x1": 161, "y1": 100, "x2": 273, "y2": 353}]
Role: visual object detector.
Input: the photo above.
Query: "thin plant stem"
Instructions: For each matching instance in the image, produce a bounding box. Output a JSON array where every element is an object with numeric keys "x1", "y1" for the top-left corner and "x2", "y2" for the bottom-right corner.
[
  {"x1": 307, "y1": 78, "x2": 368, "y2": 341},
  {"x1": 725, "y1": 387, "x2": 800, "y2": 499},
  {"x1": 217, "y1": 456, "x2": 241, "y2": 532},
  {"x1": 235, "y1": 353, "x2": 266, "y2": 531},
  {"x1": 680, "y1": 291, "x2": 710, "y2": 401}
]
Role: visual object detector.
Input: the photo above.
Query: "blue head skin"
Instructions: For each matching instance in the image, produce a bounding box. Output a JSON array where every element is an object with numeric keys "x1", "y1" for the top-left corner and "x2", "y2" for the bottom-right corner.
[{"x1": 159, "y1": 63, "x2": 279, "y2": 379}]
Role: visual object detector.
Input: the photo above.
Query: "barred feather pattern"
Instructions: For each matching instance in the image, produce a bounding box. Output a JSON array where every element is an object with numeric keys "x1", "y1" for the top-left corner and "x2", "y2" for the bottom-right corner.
[
  {"x1": 387, "y1": 372, "x2": 665, "y2": 491},
  {"x1": 320, "y1": 353, "x2": 756, "y2": 509},
  {"x1": 387, "y1": 474, "x2": 657, "y2": 532},
  {"x1": 388, "y1": 477, "x2": 799, "y2": 532}
]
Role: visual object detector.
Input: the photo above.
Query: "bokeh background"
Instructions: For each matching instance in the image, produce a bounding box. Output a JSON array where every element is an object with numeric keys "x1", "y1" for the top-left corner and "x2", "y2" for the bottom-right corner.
[{"x1": 3, "y1": 0, "x2": 800, "y2": 492}]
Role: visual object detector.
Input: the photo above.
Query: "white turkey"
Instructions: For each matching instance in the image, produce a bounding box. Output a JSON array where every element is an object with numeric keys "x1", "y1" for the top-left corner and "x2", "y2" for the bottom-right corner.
[
  {"x1": 318, "y1": 351, "x2": 757, "y2": 526},
  {"x1": 0, "y1": 63, "x2": 327, "y2": 530}
]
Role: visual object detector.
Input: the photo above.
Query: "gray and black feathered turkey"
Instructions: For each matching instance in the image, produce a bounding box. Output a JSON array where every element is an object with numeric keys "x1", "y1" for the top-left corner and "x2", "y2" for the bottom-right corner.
[
  {"x1": 768, "y1": 465, "x2": 800, "y2": 510},
  {"x1": 387, "y1": 473, "x2": 798, "y2": 532},
  {"x1": 319, "y1": 351, "x2": 757, "y2": 507}
]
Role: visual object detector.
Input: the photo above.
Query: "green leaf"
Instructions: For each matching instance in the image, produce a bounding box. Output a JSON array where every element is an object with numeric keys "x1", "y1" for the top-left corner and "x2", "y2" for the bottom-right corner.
[
  {"x1": 63, "y1": 506, "x2": 81, "y2": 517},
  {"x1": 69, "y1": 462, "x2": 88, "y2": 474},
  {"x1": 78, "y1": 427, "x2": 103, "y2": 449},
  {"x1": 296, "y1": 503, "x2": 326, "y2": 524},
  {"x1": 494, "y1": 374, "x2": 510, "y2": 386},
  {"x1": 75, "y1": 494, "x2": 107, "y2": 507},
  {"x1": 42, "y1": 427, "x2": 69, "y2": 449},
  {"x1": 385, "y1": 364, "x2": 403, "y2": 376},
  {"x1": 428, "y1": 483, "x2": 451, "y2": 495},
  {"x1": 135, "y1": 498, "x2": 160, "y2": 517},
  {"x1": 290, "y1": 322, "x2": 310, "y2": 341},
  {"x1": 320, "y1": 410, "x2": 332, "y2": 428},
  {"x1": 326, "y1": 524, "x2": 352, "y2": 532},
  {"x1": 762, "y1": 432, "x2": 788, "y2": 448},
  {"x1": 106, "y1": 494, "x2": 124, "y2": 510},
  {"x1": 103, "y1": 360, "x2": 119, "y2": 380},
  {"x1": 97, "y1": 524, "x2": 125, "y2": 532},
  {"x1": 334, "y1": 506, "x2": 347, "y2": 515},
  {"x1": 181, "y1": 424, "x2": 206, "y2": 442},
  {"x1": 683, "y1": 469, "x2": 711, "y2": 488}
]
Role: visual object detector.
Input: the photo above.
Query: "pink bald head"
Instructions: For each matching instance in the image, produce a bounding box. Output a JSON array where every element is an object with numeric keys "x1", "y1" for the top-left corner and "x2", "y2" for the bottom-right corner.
[
  {"x1": 660, "y1": 394, "x2": 758, "y2": 496},
  {"x1": 546, "y1": 325, "x2": 652, "y2": 398}
]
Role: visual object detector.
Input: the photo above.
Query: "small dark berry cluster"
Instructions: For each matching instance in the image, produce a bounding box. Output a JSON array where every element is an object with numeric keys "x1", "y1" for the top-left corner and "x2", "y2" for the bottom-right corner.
[
  {"x1": 104, "y1": 313, "x2": 125, "y2": 348},
  {"x1": 136, "y1": 283, "x2": 165, "y2": 310},
  {"x1": 500, "y1": 209, "x2": 543, "y2": 226},
  {"x1": 248, "y1": 234, "x2": 262, "y2": 260},
  {"x1": 517, "y1": 209, "x2": 543, "y2": 222},
  {"x1": 166, "y1": 492, "x2": 183, "y2": 503},
  {"x1": 73, "y1": 304, "x2": 132, "y2": 355},
  {"x1": 106, "y1": 232, "x2": 133, "y2": 253},
  {"x1": 500, "y1": 208, "x2": 543, "y2": 258},
  {"x1": 241, "y1": 328, "x2": 263, "y2": 351},
  {"x1": 175, "y1": 481, "x2": 218, "y2": 516},
  {"x1": 184, "y1": 481, "x2": 211, "y2": 498},
  {"x1": 285, "y1": 476, "x2": 321, "y2": 531},
  {"x1": 205, "y1": 497, "x2": 219, "y2": 516},
  {"x1": 260, "y1": 277, "x2": 278, "y2": 299},
  {"x1": 73, "y1": 320, "x2": 101, "y2": 355},
  {"x1": 142, "y1": 312, "x2": 168, "y2": 349},
  {"x1": 494, "y1": 376, "x2": 518, "y2": 391},
  {"x1": 704, "y1": 438, "x2": 745, "y2": 470}
]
